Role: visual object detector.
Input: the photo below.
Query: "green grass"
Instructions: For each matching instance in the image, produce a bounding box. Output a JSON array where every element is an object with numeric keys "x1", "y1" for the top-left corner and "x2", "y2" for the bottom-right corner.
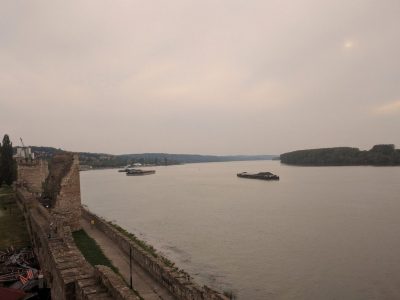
[
  {"x1": 73, "y1": 229, "x2": 144, "y2": 299},
  {"x1": 72, "y1": 229, "x2": 119, "y2": 273},
  {"x1": 0, "y1": 185, "x2": 31, "y2": 250}
]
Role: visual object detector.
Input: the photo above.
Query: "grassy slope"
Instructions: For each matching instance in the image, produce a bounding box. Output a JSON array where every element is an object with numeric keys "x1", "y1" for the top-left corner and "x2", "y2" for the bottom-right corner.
[
  {"x1": 72, "y1": 229, "x2": 118, "y2": 273},
  {"x1": 73, "y1": 229, "x2": 143, "y2": 299},
  {"x1": 0, "y1": 185, "x2": 30, "y2": 250}
]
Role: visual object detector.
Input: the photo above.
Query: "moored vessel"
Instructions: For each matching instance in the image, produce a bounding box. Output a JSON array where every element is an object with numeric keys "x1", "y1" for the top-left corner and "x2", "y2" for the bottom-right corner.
[
  {"x1": 118, "y1": 165, "x2": 132, "y2": 172},
  {"x1": 126, "y1": 169, "x2": 156, "y2": 176},
  {"x1": 237, "y1": 172, "x2": 279, "y2": 180}
]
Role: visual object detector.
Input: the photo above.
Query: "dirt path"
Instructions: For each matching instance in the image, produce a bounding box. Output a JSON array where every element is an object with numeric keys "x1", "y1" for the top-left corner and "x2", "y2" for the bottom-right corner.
[{"x1": 81, "y1": 219, "x2": 175, "y2": 300}]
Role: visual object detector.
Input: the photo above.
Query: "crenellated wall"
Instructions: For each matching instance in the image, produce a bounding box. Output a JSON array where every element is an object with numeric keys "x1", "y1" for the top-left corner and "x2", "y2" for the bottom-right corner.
[
  {"x1": 17, "y1": 154, "x2": 82, "y2": 231},
  {"x1": 16, "y1": 187, "x2": 138, "y2": 300},
  {"x1": 48, "y1": 154, "x2": 82, "y2": 231},
  {"x1": 17, "y1": 159, "x2": 49, "y2": 194},
  {"x1": 15, "y1": 153, "x2": 138, "y2": 300},
  {"x1": 39, "y1": 153, "x2": 82, "y2": 231}
]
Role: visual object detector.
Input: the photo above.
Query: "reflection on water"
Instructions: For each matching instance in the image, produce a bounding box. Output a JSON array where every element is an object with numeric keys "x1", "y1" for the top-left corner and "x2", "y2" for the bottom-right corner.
[{"x1": 81, "y1": 161, "x2": 400, "y2": 299}]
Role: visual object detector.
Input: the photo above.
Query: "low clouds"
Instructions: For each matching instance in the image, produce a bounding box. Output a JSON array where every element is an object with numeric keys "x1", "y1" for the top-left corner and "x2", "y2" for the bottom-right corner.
[{"x1": 1, "y1": 0, "x2": 400, "y2": 154}]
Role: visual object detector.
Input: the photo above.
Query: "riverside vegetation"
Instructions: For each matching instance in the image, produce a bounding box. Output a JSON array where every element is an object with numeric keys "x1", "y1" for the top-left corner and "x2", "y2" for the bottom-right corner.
[
  {"x1": 72, "y1": 229, "x2": 118, "y2": 273},
  {"x1": 280, "y1": 144, "x2": 400, "y2": 166},
  {"x1": 72, "y1": 230, "x2": 145, "y2": 299},
  {"x1": 26, "y1": 146, "x2": 276, "y2": 168},
  {"x1": 0, "y1": 134, "x2": 17, "y2": 186}
]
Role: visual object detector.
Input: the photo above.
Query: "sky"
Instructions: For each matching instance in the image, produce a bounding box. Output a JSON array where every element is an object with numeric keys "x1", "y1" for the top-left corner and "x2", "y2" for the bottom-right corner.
[{"x1": 1, "y1": 0, "x2": 399, "y2": 155}]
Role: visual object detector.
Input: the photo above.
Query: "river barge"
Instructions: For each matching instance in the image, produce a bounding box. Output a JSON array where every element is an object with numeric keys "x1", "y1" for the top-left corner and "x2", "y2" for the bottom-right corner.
[
  {"x1": 237, "y1": 172, "x2": 279, "y2": 180},
  {"x1": 126, "y1": 169, "x2": 156, "y2": 176}
]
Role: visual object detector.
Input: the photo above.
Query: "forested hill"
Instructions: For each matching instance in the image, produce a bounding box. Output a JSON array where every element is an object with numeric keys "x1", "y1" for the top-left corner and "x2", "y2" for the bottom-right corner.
[
  {"x1": 280, "y1": 144, "x2": 400, "y2": 166},
  {"x1": 26, "y1": 146, "x2": 277, "y2": 168}
]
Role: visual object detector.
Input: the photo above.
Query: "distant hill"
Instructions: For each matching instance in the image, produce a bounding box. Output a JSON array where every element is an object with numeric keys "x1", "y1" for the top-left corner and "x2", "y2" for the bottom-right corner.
[
  {"x1": 280, "y1": 144, "x2": 400, "y2": 166},
  {"x1": 25, "y1": 146, "x2": 278, "y2": 168}
]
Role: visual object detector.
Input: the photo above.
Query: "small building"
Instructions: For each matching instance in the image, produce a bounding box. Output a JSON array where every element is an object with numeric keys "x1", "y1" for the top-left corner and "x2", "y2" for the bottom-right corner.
[{"x1": 14, "y1": 146, "x2": 35, "y2": 161}]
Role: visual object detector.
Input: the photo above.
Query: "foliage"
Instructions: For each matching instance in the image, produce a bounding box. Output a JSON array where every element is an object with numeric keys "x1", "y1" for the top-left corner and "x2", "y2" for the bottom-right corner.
[
  {"x1": 25, "y1": 146, "x2": 276, "y2": 168},
  {"x1": 280, "y1": 144, "x2": 400, "y2": 166},
  {"x1": 72, "y1": 229, "x2": 119, "y2": 273},
  {"x1": 223, "y1": 289, "x2": 237, "y2": 299},
  {"x1": 0, "y1": 186, "x2": 30, "y2": 250},
  {"x1": 0, "y1": 134, "x2": 17, "y2": 185},
  {"x1": 0, "y1": 140, "x2": 1, "y2": 187},
  {"x1": 73, "y1": 229, "x2": 144, "y2": 298}
]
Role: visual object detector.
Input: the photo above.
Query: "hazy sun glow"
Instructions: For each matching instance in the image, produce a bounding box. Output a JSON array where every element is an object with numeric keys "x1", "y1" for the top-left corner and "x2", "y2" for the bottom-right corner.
[{"x1": 344, "y1": 40, "x2": 355, "y2": 49}]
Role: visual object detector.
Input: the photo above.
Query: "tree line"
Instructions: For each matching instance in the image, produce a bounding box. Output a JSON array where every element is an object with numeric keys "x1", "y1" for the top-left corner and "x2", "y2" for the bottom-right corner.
[
  {"x1": 28, "y1": 146, "x2": 276, "y2": 168},
  {"x1": 0, "y1": 134, "x2": 17, "y2": 186},
  {"x1": 280, "y1": 144, "x2": 400, "y2": 166}
]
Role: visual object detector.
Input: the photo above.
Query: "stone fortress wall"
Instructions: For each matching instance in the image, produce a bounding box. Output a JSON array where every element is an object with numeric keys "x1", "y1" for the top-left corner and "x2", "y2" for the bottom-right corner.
[
  {"x1": 44, "y1": 154, "x2": 82, "y2": 231},
  {"x1": 16, "y1": 153, "x2": 137, "y2": 300},
  {"x1": 16, "y1": 188, "x2": 136, "y2": 300},
  {"x1": 16, "y1": 152, "x2": 228, "y2": 300},
  {"x1": 17, "y1": 159, "x2": 49, "y2": 194}
]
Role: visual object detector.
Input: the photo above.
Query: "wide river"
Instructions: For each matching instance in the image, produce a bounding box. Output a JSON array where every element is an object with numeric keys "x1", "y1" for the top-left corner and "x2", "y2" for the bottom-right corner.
[{"x1": 81, "y1": 161, "x2": 400, "y2": 300}]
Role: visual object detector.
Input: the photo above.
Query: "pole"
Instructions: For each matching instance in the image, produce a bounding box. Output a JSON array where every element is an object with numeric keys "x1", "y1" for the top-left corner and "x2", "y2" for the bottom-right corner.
[{"x1": 129, "y1": 246, "x2": 132, "y2": 289}]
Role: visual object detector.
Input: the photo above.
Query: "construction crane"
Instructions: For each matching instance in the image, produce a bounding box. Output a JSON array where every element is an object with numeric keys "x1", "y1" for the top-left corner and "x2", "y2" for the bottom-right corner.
[{"x1": 20, "y1": 138, "x2": 30, "y2": 161}]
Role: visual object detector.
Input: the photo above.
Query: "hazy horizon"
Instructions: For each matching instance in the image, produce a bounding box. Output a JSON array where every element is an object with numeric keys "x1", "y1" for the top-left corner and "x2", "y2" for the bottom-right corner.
[
  {"x1": 1, "y1": 1, "x2": 399, "y2": 155},
  {"x1": 13, "y1": 143, "x2": 396, "y2": 157}
]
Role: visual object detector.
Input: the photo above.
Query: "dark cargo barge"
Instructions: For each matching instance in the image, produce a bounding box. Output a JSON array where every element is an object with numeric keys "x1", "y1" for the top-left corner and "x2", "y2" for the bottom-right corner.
[
  {"x1": 126, "y1": 169, "x2": 156, "y2": 176},
  {"x1": 237, "y1": 172, "x2": 279, "y2": 180}
]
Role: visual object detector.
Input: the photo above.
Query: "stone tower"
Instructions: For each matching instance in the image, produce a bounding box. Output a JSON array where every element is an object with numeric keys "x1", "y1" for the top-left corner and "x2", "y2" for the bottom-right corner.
[
  {"x1": 17, "y1": 159, "x2": 49, "y2": 194},
  {"x1": 42, "y1": 153, "x2": 82, "y2": 231}
]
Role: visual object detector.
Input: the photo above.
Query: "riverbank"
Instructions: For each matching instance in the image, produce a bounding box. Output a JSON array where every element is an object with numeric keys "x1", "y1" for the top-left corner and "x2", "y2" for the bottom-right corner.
[{"x1": 81, "y1": 208, "x2": 229, "y2": 300}]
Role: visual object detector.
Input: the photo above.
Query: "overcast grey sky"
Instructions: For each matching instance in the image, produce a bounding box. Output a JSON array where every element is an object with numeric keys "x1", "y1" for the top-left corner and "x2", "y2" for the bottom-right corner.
[{"x1": 1, "y1": 1, "x2": 399, "y2": 155}]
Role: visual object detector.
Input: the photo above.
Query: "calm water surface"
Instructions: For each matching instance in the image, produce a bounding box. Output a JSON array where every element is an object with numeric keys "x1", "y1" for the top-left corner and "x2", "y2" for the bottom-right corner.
[{"x1": 81, "y1": 161, "x2": 400, "y2": 299}]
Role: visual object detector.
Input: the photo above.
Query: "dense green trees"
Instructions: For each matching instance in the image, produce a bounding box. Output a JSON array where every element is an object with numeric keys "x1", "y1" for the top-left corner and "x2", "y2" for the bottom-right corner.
[
  {"x1": 280, "y1": 144, "x2": 400, "y2": 166},
  {"x1": 0, "y1": 134, "x2": 17, "y2": 185}
]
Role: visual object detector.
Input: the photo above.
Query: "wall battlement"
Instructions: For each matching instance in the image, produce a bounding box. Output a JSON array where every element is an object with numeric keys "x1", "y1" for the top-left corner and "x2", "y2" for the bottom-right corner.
[
  {"x1": 16, "y1": 187, "x2": 138, "y2": 300},
  {"x1": 17, "y1": 159, "x2": 49, "y2": 194},
  {"x1": 16, "y1": 153, "x2": 137, "y2": 299},
  {"x1": 43, "y1": 153, "x2": 82, "y2": 231},
  {"x1": 18, "y1": 153, "x2": 82, "y2": 231}
]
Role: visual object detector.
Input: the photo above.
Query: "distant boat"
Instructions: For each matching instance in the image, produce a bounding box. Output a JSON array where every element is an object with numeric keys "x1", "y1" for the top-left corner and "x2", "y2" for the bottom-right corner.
[
  {"x1": 126, "y1": 169, "x2": 156, "y2": 176},
  {"x1": 118, "y1": 165, "x2": 132, "y2": 172},
  {"x1": 237, "y1": 172, "x2": 279, "y2": 180}
]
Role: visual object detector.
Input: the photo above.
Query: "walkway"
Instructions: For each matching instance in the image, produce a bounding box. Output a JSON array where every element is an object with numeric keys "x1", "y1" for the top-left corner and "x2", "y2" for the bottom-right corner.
[{"x1": 81, "y1": 219, "x2": 176, "y2": 300}]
